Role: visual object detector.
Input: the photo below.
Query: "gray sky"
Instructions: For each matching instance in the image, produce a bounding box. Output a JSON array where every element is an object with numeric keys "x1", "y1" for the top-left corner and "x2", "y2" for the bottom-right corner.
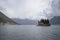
[{"x1": 0, "y1": 0, "x2": 60, "y2": 20}]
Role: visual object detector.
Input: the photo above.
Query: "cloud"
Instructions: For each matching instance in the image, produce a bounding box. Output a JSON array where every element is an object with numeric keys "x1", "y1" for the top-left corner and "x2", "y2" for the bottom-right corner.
[
  {"x1": 47, "y1": 0, "x2": 60, "y2": 18},
  {"x1": 0, "y1": 0, "x2": 56, "y2": 20}
]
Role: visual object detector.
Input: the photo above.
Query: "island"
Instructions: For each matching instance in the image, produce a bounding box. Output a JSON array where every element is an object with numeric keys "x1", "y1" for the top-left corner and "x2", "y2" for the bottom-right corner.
[{"x1": 37, "y1": 19, "x2": 50, "y2": 26}]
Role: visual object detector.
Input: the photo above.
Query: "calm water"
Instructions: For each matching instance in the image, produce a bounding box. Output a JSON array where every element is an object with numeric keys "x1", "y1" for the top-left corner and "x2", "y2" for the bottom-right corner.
[{"x1": 0, "y1": 25, "x2": 60, "y2": 40}]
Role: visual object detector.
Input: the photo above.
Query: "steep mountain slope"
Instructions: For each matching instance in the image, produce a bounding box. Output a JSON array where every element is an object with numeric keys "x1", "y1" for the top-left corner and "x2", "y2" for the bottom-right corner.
[
  {"x1": 50, "y1": 16, "x2": 60, "y2": 25},
  {"x1": 0, "y1": 12, "x2": 17, "y2": 24}
]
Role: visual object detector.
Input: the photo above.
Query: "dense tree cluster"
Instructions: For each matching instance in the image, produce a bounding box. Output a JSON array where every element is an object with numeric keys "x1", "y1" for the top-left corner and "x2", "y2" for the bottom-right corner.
[{"x1": 38, "y1": 19, "x2": 50, "y2": 24}]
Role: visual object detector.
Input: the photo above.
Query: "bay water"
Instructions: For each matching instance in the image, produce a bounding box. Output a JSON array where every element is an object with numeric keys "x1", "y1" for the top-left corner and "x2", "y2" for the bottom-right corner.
[{"x1": 0, "y1": 25, "x2": 60, "y2": 40}]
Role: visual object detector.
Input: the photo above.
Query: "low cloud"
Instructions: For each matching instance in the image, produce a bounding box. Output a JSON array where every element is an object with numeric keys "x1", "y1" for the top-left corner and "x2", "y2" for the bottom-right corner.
[{"x1": 0, "y1": 0, "x2": 60, "y2": 20}]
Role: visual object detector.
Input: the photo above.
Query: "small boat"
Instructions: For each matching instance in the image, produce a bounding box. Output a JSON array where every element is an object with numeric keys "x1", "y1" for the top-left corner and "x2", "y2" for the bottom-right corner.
[{"x1": 37, "y1": 19, "x2": 51, "y2": 26}]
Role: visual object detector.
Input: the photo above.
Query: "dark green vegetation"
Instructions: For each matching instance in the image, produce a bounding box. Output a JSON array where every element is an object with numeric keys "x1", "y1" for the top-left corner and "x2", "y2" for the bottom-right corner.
[
  {"x1": 0, "y1": 12, "x2": 17, "y2": 24},
  {"x1": 39, "y1": 19, "x2": 49, "y2": 24},
  {"x1": 38, "y1": 19, "x2": 50, "y2": 26}
]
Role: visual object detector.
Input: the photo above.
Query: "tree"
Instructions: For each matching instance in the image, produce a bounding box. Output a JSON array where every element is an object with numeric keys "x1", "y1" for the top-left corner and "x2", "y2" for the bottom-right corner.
[{"x1": 40, "y1": 19, "x2": 50, "y2": 24}]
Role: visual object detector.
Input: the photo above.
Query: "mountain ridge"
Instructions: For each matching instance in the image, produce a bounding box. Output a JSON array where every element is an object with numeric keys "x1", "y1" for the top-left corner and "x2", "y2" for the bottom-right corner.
[
  {"x1": 12, "y1": 18, "x2": 38, "y2": 25},
  {"x1": 50, "y1": 16, "x2": 60, "y2": 25},
  {"x1": 0, "y1": 11, "x2": 17, "y2": 24}
]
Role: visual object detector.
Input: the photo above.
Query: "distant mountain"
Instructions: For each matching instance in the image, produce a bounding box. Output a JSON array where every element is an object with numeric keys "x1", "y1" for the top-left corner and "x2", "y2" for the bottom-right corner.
[
  {"x1": 50, "y1": 16, "x2": 60, "y2": 25},
  {"x1": 12, "y1": 18, "x2": 38, "y2": 25},
  {"x1": 0, "y1": 12, "x2": 17, "y2": 24}
]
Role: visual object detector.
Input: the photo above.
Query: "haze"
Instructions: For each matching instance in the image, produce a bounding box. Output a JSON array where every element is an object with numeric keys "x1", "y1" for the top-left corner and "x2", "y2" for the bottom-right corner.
[{"x1": 0, "y1": 0, "x2": 60, "y2": 20}]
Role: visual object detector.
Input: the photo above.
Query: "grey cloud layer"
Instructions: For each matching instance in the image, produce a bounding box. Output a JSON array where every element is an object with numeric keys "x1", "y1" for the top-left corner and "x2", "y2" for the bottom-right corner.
[{"x1": 0, "y1": 0, "x2": 60, "y2": 20}]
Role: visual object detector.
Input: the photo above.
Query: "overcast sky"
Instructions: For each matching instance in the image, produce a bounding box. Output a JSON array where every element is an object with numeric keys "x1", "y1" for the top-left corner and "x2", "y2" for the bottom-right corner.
[{"x1": 0, "y1": 0, "x2": 60, "y2": 20}]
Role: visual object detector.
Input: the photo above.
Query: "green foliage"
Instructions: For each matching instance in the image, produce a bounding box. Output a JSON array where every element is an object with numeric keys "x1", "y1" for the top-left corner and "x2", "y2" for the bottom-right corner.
[{"x1": 40, "y1": 19, "x2": 50, "y2": 24}]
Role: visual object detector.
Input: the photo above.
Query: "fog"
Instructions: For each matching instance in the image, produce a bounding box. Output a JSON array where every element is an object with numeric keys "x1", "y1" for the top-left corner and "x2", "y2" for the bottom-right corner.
[{"x1": 0, "y1": 0, "x2": 60, "y2": 20}]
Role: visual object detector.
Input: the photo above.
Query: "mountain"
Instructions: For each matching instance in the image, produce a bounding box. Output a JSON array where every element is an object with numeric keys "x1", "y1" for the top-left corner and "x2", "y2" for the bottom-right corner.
[
  {"x1": 0, "y1": 12, "x2": 17, "y2": 24},
  {"x1": 50, "y1": 16, "x2": 60, "y2": 25},
  {"x1": 12, "y1": 18, "x2": 38, "y2": 25}
]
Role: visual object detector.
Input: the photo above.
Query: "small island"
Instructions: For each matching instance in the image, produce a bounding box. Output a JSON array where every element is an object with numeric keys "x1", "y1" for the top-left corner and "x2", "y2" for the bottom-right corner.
[{"x1": 37, "y1": 19, "x2": 50, "y2": 26}]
